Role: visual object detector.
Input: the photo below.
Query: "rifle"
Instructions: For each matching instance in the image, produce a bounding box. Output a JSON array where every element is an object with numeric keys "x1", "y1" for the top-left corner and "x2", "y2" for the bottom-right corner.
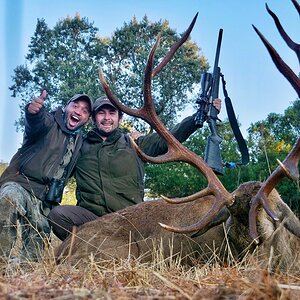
[
  {"x1": 194, "y1": 29, "x2": 249, "y2": 175},
  {"x1": 194, "y1": 29, "x2": 224, "y2": 175}
]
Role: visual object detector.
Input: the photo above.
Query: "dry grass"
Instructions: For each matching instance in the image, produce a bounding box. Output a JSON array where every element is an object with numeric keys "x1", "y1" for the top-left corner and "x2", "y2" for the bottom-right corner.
[{"x1": 1, "y1": 240, "x2": 300, "y2": 300}]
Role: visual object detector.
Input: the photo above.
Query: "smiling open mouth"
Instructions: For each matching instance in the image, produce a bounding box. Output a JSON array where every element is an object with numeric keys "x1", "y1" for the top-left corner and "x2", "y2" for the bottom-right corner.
[{"x1": 68, "y1": 115, "x2": 80, "y2": 128}]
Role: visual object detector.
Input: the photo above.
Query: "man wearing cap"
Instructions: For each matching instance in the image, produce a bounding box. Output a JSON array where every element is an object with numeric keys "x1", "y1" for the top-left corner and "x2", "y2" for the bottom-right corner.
[
  {"x1": 0, "y1": 90, "x2": 92, "y2": 261},
  {"x1": 48, "y1": 95, "x2": 221, "y2": 241}
]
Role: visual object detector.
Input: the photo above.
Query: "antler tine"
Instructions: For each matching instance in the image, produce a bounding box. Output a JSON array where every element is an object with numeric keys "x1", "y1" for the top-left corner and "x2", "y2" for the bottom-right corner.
[
  {"x1": 292, "y1": 0, "x2": 300, "y2": 16},
  {"x1": 152, "y1": 12, "x2": 198, "y2": 77},
  {"x1": 252, "y1": 25, "x2": 300, "y2": 97},
  {"x1": 265, "y1": 3, "x2": 300, "y2": 62},
  {"x1": 249, "y1": 137, "x2": 300, "y2": 242},
  {"x1": 99, "y1": 12, "x2": 199, "y2": 121},
  {"x1": 99, "y1": 67, "x2": 146, "y2": 119},
  {"x1": 131, "y1": 131, "x2": 235, "y2": 239},
  {"x1": 160, "y1": 188, "x2": 211, "y2": 204},
  {"x1": 159, "y1": 196, "x2": 232, "y2": 233}
]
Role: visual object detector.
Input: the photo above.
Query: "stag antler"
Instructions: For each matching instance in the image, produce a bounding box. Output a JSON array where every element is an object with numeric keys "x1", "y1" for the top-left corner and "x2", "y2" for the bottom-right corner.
[
  {"x1": 99, "y1": 14, "x2": 234, "y2": 233},
  {"x1": 250, "y1": 1, "x2": 300, "y2": 242}
]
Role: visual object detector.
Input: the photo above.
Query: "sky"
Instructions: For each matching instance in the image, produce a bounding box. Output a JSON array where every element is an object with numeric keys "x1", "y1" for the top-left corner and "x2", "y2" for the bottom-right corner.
[{"x1": 0, "y1": 0, "x2": 299, "y2": 163}]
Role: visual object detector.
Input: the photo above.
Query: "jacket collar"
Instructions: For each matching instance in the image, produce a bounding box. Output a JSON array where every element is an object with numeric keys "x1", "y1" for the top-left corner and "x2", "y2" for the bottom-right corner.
[{"x1": 88, "y1": 127, "x2": 122, "y2": 144}]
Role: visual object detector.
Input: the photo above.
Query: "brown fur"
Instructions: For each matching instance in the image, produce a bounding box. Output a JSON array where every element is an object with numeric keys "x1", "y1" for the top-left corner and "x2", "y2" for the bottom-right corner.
[{"x1": 55, "y1": 181, "x2": 300, "y2": 272}]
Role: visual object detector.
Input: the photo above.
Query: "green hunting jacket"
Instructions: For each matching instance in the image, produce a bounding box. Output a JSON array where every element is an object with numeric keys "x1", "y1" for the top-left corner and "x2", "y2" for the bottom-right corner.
[{"x1": 75, "y1": 115, "x2": 198, "y2": 216}]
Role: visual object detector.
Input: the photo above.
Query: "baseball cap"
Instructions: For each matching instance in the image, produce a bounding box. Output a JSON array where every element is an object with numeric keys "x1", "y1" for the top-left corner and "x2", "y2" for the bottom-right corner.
[
  {"x1": 93, "y1": 96, "x2": 118, "y2": 112},
  {"x1": 67, "y1": 94, "x2": 93, "y2": 113}
]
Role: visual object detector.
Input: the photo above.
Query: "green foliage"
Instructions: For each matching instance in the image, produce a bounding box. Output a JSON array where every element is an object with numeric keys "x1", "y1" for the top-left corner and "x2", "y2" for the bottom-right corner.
[
  {"x1": 10, "y1": 14, "x2": 207, "y2": 131},
  {"x1": 145, "y1": 161, "x2": 207, "y2": 198},
  {"x1": 247, "y1": 99, "x2": 300, "y2": 216},
  {"x1": 103, "y1": 15, "x2": 207, "y2": 130},
  {"x1": 10, "y1": 14, "x2": 107, "y2": 130}
]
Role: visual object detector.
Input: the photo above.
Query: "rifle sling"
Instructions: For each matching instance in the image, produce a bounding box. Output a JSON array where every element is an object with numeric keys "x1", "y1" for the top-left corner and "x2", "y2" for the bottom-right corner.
[{"x1": 221, "y1": 74, "x2": 249, "y2": 166}]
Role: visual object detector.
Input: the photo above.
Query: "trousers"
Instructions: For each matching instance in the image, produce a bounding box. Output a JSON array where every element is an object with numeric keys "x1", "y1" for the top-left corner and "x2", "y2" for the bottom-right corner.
[
  {"x1": 48, "y1": 205, "x2": 98, "y2": 241},
  {"x1": 0, "y1": 182, "x2": 51, "y2": 261}
]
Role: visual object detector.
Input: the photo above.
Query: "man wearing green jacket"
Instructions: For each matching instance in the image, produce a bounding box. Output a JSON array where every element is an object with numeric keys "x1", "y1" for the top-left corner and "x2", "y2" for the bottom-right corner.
[{"x1": 49, "y1": 96, "x2": 221, "y2": 240}]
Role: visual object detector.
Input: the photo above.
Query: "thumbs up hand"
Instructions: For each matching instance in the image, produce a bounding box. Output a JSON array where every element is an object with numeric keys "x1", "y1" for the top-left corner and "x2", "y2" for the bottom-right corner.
[{"x1": 28, "y1": 90, "x2": 47, "y2": 114}]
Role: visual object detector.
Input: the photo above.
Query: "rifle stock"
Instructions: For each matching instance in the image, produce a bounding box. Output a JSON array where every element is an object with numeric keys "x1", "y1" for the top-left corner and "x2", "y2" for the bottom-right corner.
[{"x1": 204, "y1": 120, "x2": 224, "y2": 175}]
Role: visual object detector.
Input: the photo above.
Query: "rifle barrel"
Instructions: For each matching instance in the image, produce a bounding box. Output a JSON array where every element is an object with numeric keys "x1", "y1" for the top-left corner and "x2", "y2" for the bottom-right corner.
[{"x1": 212, "y1": 29, "x2": 223, "y2": 75}]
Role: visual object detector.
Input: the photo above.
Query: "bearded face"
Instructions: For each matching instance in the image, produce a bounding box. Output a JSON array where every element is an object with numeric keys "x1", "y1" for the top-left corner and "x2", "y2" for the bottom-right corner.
[{"x1": 94, "y1": 105, "x2": 122, "y2": 134}]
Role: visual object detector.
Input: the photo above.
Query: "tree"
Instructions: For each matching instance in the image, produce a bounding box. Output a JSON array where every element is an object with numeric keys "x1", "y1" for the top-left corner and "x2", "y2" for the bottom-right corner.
[
  {"x1": 10, "y1": 14, "x2": 107, "y2": 130},
  {"x1": 247, "y1": 99, "x2": 300, "y2": 215},
  {"x1": 10, "y1": 14, "x2": 207, "y2": 132},
  {"x1": 101, "y1": 15, "x2": 208, "y2": 130}
]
